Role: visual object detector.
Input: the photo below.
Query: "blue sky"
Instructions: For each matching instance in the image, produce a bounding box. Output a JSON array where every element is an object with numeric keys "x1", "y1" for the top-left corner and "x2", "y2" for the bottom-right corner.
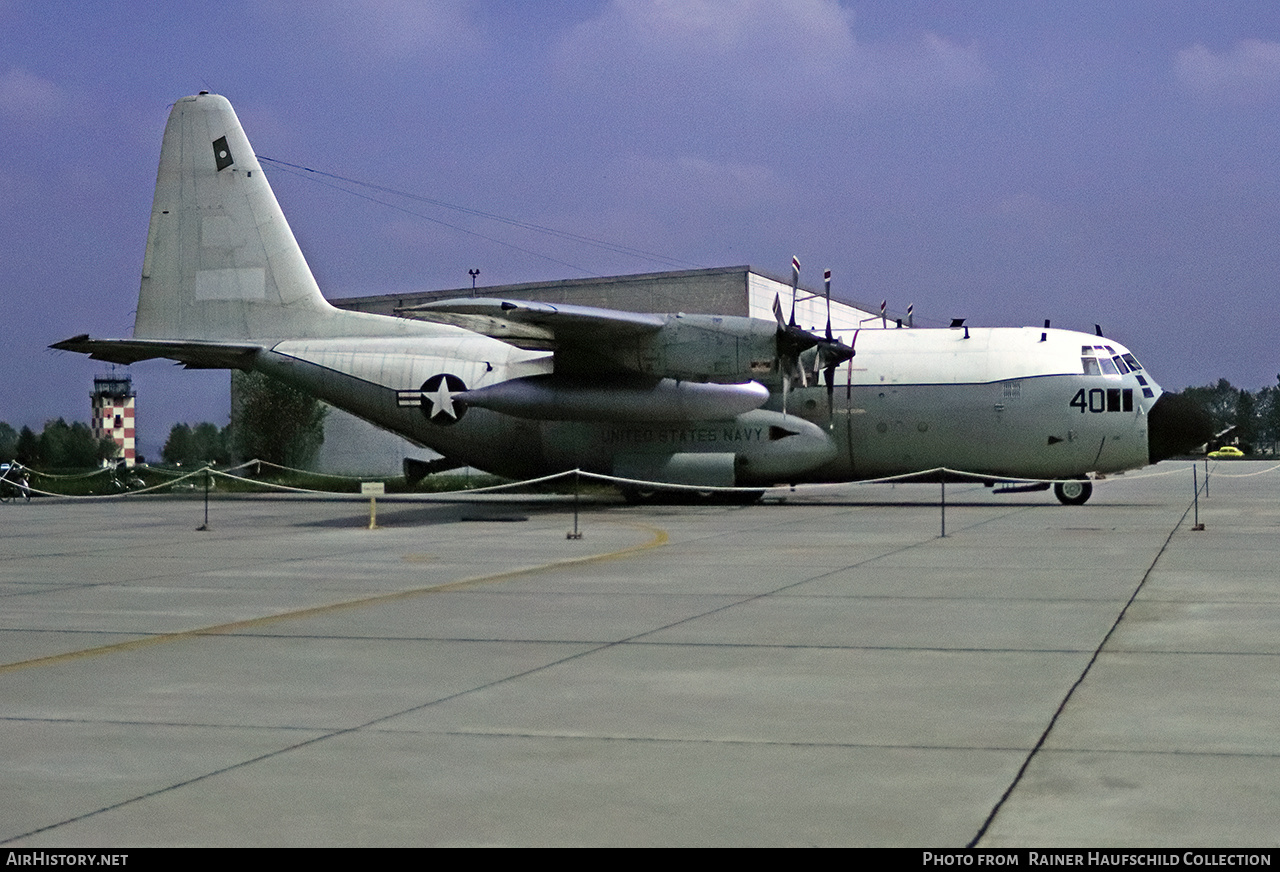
[{"x1": 3, "y1": 1, "x2": 1278, "y2": 457}]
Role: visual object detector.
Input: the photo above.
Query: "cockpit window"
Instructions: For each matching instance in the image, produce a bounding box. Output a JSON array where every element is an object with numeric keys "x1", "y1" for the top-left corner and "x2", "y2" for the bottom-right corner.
[{"x1": 1082, "y1": 345, "x2": 1136, "y2": 378}]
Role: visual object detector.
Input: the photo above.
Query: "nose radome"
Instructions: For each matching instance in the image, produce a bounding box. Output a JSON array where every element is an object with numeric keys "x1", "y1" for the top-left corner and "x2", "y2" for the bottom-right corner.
[{"x1": 1148, "y1": 392, "x2": 1214, "y2": 464}]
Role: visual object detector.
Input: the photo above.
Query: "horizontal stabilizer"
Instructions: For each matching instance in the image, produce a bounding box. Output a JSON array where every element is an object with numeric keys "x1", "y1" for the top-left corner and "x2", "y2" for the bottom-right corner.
[{"x1": 50, "y1": 335, "x2": 261, "y2": 369}]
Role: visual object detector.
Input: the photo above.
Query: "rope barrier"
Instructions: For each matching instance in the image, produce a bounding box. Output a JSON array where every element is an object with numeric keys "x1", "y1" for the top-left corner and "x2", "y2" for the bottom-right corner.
[{"x1": 4, "y1": 457, "x2": 1277, "y2": 502}]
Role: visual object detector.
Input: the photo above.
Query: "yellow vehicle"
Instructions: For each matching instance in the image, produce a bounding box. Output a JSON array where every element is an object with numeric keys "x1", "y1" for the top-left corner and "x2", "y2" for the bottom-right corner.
[{"x1": 1208, "y1": 446, "x2": 1244, "y2": 458}]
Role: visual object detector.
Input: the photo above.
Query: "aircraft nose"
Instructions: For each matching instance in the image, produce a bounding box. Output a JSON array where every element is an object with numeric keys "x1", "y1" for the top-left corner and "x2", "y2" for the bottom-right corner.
[{"x1": 1148, "y1": 391, "x2": 1214, "y2": 464}]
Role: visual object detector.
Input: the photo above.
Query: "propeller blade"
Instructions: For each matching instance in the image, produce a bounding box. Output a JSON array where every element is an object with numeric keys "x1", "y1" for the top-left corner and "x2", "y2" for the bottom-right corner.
[
  {"x1": 789, "y1": 256, "x2": 800, "y2": 328},
  {"x1": 770, "y1": 267, "x2": 855, "y2": 419},
  {"x1": 823, "y1": 269, "x2": 832, "y2": 341}
]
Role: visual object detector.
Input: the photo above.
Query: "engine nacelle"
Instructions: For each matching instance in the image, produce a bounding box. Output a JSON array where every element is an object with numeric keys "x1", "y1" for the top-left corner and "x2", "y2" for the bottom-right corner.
[
  {"x1": 601, "y1": 409, "x2": 838, "y2": 487},
  {"x1": 459, "y1": 375, "x2": 769, "y2": 422}
]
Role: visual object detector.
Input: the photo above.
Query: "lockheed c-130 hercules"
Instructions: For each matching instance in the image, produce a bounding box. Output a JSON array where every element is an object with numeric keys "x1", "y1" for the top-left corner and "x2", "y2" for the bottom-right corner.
[{"x1": 53, "y1": 93, "x2": 1211, "y2": 505}]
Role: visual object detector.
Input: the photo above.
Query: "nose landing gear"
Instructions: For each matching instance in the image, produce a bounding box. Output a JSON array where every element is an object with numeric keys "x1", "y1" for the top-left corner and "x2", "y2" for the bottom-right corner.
[{"x1": 1054, "y1": 478, "x2": 1093, "y2": 505}]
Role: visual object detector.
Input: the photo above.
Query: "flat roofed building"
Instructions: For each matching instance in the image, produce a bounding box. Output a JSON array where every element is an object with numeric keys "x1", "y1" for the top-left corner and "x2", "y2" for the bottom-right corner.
[{"x1": 333, "y1": 265, "x2": 882, "y2": 332}]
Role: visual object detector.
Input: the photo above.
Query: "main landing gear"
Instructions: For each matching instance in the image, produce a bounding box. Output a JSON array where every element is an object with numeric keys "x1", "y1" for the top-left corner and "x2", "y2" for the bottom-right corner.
[
  {"x1": 621, "y1": 487, "x2": 764, "y2": 505},
  {"x1": 1054, "y1": 478, "x2": 1093, "y2": 506}
]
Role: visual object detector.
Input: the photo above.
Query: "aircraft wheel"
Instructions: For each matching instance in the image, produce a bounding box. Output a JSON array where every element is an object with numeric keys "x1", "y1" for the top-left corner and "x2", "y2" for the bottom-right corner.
[
  {"x1": 1054, "y1": 479, "x2": 1093, "y2": 506},
  {"x1": 620, "y1": 487, "x2": 659, "y2": 504},
  {"x1": 621, "y1": 487, "x2": 762, "y2": 505},
  {"x1": 719, "y1": 489, "x2": 765, "y2": 505}
]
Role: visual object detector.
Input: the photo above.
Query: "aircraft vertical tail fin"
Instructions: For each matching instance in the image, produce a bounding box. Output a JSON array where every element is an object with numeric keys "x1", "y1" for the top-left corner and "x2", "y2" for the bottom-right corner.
[{"x1": 134, "y1": 92, "x2": 356, "y2": 342}]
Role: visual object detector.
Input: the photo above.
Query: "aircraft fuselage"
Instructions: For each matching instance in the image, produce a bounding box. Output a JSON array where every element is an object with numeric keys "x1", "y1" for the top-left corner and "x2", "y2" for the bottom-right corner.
[{"x1": 257, "y1": 323, "x2": 1157, "y2": 488}]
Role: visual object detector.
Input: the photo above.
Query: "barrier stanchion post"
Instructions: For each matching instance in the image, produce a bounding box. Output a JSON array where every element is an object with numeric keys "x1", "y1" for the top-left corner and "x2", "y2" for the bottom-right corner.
[
  {"x1": 196, "y1": 466, "x2": 210, "y2": 531},
  {"x1": 940, "y1": 476, "x2": 947, "y2": 538},
  {"x1": 567, "y1": 469, "x2": 583, "y2": 540},
  {"x1": 1192, "y1": 465, "x2": 1205, "y2": 531},
  {"x1": 362, "y1": 481, "x2": 384, "y2": 529}
]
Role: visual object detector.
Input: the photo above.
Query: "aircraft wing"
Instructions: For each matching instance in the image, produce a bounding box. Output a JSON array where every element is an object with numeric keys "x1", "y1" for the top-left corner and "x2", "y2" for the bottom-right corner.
[
  {"x1": 397, "y1": 298, "x2": 666, "y2": 347},
  {"x1": 50, "y1": 335, "x2": 261, "y2": 369}
]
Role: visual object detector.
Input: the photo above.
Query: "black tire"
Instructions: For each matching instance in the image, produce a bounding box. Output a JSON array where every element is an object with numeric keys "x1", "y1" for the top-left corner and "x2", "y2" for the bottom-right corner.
[
  {"x1": 620, "y1": 487, "x2": 659, "y2": 504},
  {"x1": 1054, "y1": 479, "x2": 1093, "y2": 506},
  {"x1": 621, "y1": 487, "x2": 764, "y2": 505}
]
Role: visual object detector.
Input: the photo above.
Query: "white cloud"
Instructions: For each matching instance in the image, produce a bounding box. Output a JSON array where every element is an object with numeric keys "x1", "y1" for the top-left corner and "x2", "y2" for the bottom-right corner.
[
  {"x1": 0, "y1": 67, "x2": 62, "y2": 120},
  {"x1": 1176, "y1": 38, "x2": 1280, "y2": 104},
  {"x1": 271, "y1": 0, "x2": 484, "y2": 63},
  {"x1": 552, "y1": 0, "x2": 985, "y2": 110}
]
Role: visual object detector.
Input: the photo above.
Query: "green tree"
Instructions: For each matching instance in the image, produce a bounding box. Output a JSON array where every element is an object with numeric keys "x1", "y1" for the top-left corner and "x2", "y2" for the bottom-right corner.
[
  {"x1": 191, "y1": 422, "x2": 230, "y2": 464},
  {"x1": 163, "y1": 421, "x2": 231, "y2": 466},
  {"x1": 162, "y1": 423, "x2": 192, "y2": 465},
  {"x1": 231, "y1": 371, "x2": 326, "y2": 468},
  {"x1": 1181, "y1": 379, "x2": 1239, "y2": 438},
  {"x1": 0, "y1": 422, "x2": 16, "y2": 460},
  {"x1": 1259, "y1": 375, "x2": 1280, "y2": 453},
  {"x1": 35, "y1": 419, "x2": 117, "y2": 468},
  {"x1": 1234, "y1": 388, "x2": 1258, "y2": 453},
  {"x1": 15, "y1": 426, "x2": 38, "y2": 465}
]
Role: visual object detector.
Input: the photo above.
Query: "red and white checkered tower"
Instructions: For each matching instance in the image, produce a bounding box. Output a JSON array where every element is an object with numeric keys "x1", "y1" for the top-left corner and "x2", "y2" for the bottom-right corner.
[{"x1": 91, "y1": 375, "x2": 136, "y2": 467}]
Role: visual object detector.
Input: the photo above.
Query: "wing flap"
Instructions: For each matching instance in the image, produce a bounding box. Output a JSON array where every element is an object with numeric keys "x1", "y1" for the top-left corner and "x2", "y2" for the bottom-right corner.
[{"x1": 398, "y1": 297, "x2": 666, "y2": 345}]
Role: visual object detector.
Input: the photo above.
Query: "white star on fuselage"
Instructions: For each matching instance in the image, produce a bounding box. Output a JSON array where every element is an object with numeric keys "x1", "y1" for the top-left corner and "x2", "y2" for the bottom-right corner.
[{"x1": 426, "y1": 379, "x2": 459, "y2": 419}]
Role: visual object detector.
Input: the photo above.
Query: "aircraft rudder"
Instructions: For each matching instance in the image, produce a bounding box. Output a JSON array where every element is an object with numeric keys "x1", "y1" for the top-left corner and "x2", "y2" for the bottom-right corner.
[{"x1": 133, "y1": 92, "x2": 335, "y2": 343}]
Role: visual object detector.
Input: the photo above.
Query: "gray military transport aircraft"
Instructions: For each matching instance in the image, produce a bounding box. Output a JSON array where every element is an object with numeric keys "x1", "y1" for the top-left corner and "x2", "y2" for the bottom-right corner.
[{"x1": 54, "y1": 93, "x2": 1211, "y2": 505}]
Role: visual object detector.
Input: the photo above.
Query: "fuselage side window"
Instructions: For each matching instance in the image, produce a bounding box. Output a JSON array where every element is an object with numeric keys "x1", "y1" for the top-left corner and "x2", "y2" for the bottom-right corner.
[{"x1": 1082, "y1": 358, "x2": 1101, "y2": 376}]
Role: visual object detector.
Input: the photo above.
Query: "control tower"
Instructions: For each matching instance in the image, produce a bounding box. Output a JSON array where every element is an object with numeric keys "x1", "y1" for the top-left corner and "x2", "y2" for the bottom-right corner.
[{"x1": 91, "y1": 374, "x2": 136, "y2": 467}]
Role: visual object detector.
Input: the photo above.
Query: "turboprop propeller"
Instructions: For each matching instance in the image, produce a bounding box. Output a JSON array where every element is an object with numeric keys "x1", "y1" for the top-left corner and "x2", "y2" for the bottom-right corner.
[{"x1": 771, "y1": 259, "x2": 855, "y2": 415}]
